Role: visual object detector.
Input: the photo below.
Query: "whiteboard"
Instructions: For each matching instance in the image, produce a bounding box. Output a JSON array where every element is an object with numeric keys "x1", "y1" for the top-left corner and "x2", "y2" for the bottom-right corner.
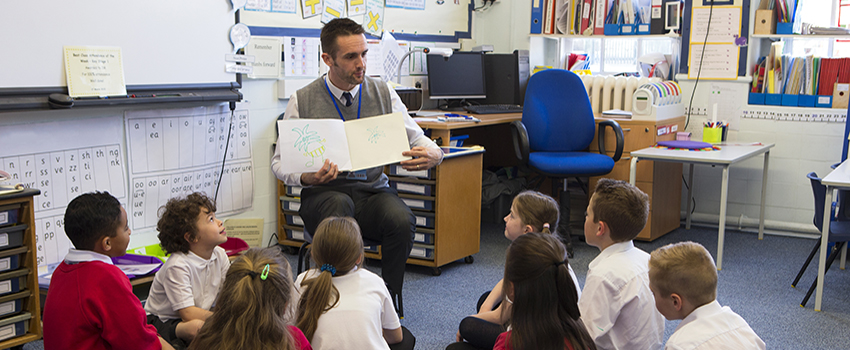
[{"x1": 0, "y1": 0, "x2": 237, "y2": 89}]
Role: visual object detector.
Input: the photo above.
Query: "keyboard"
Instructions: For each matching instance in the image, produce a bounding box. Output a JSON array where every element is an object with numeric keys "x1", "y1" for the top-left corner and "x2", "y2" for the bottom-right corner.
[{"x1": 463, "y1": 104, "x2": 523, "y2": 114}]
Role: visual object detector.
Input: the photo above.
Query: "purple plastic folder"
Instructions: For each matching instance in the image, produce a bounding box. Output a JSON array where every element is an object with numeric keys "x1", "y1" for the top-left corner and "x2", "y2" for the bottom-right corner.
[
  {"x1": 656, "y1": 140, "x2": 713, "y2": 149},
  {"x1": 111, "y1": 254, "x2": 163, "y2": 279}
]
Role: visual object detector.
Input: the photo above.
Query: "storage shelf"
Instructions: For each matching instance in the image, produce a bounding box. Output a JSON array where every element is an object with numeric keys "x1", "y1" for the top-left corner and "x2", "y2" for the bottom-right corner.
[
  {"x1": 751, "y1": 34, "x2": 850, "y2": 39},
  {"x1": 531, "y1": 33, "x2": 681, "y2": 39}
]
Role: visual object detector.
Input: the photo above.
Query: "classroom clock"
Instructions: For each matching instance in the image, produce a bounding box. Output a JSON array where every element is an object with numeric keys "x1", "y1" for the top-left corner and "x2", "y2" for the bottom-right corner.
[{"x1": 229, "y1": 23, "x2": 251, "y2": 51}]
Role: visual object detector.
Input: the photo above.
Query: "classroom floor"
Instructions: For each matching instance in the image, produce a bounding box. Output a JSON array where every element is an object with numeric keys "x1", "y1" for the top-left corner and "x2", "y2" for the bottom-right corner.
[{"x1": 25, "y1": 221, "x2": 850, "y2": 350}]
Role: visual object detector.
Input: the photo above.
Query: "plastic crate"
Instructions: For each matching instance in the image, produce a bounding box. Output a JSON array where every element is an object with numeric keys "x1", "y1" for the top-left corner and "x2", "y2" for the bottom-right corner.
[
  {"x1": 0, "y1": 269, "x2": 27, "y2": 296},
  {"x1": 389, "y1": 181, "x2": 433, "y2": 196},
  {"x1": 0, "y1": 205, "x2": 20, "y2": 228},
  {"x1": 0, "y1": 247, "x2": 24, "y2": 274},
  {"x1": 0, "y1": 312, "x2": 31, "y2": 342},
  {"x1": 412, "y1": 210, "x2": 435, "y2": 228},
  {"x1": 0, "y1": 225, "x2": 25, "y2": 252},
  {"x1": 280, "y1": 196, "x2": 301, "y2": 211}
]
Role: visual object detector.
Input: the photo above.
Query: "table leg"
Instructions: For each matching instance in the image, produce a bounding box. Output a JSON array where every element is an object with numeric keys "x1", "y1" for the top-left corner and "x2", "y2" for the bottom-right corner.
[
  {"x1": 758, "y1": 151, "x2": 769, "y2": 240},
  {"x1": 717, "y1": 166, "x2": 730, "y2": 271},
  {"x1": 629, "y1": 156, "x2": 638, "y2": 185},
  {"x1": 816, "y1": 187, "x2": 832, "y2": 311},
  {"x1": 841, "y1": 244, "x2": 847, "y2": 270},
  {"x1": 686, "y1": 164, "x2": 694, "y2": 230}
]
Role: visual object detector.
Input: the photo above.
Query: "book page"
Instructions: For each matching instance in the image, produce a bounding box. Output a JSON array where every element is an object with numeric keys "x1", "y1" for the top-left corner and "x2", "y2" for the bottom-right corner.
[
  {"x1": 344, "y1": 112, "x2": 411, "y2": 171},
  {"x1": 277, "y1": 119, "x2": 352, "y2": 172}
]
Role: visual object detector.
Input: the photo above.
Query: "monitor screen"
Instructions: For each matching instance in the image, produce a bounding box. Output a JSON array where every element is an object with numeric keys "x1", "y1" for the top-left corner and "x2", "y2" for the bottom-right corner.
[{"x1": 427, "y1": 52, "x2": 487, "y2": 100}]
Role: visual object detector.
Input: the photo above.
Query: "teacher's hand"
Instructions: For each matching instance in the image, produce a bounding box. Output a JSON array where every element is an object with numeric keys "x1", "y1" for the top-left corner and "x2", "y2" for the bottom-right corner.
[
  {"x1": 400, "y1": 146, "x2": 443, "y2": 171},
  {"x1": 300, "y1": 159, "x2": 339, "y2": 186}
]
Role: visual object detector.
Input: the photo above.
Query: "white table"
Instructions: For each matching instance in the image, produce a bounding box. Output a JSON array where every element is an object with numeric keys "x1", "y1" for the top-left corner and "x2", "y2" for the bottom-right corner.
[
  {"x1": 629, "y1": 143, "x2": 774, "y2": 270},
  {"x1": 815, "y1": 160, "x2": 850, "y2": 311}
]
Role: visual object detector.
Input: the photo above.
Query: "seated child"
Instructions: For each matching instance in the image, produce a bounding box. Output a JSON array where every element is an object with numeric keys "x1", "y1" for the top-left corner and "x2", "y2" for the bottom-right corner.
[
  {"x1": 494, "y1": 233, "x2": 596, "y2": 350},
  {"x1": 188, "y1": 247, "x2": 312, "y2": 350},
  {"x1": 145, "y1": 192, "x2": 230, "y2": 347},
  {"x1": 294, "y1": 216, "x2": 414, "y2": 350},
  {"x1": 578, "y1": 178, "x2": 664, "y2": 350},
  {"x1": 649, "y1": 241, "x2": 766, "y2": 350},
  {"x1": 43, "y1": 191, "x2": 173, "y2": 350},
  {"x1": 452, "y1": 191, "x2": 582, "y2": 350}
]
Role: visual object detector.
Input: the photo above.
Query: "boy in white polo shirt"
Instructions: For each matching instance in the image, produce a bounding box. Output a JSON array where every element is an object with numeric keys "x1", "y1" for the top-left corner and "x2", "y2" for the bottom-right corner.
[
  {"x1": 578, "y1": 178, "x2": 664, "y2": 350},
  {"x1": 145, "y1": 192, "x2": 230, "y2": 348},
  {"x1": 649, "y1": 241, "x2": 765, "y2": 350}
]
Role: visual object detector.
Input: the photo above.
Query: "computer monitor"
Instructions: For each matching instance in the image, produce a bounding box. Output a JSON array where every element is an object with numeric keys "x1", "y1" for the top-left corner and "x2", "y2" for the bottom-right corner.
[{"x1": 426, "y1": 52, "x2": 487, "y2": 100}]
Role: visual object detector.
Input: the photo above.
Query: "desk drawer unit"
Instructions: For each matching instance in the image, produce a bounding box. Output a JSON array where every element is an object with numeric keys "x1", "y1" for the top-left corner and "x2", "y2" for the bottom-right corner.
[
  {"x1": 284, "y1": 212, "x2": 304, "y2": 227},
  {"x1": 412, "y1": 210, "x2": 435, "y2": 229},
  {"x1": 589, "y1": 117, "x2": 684, "y2": 241},
  {"x1": 0, "y1": 312, "x2": 30, "y2": 343},
  {"x1": 283, "y1": 225, "x2": 308, "y2": 242},
  {"x1": 388, "y1": 165, "x2": 435, "y2": 180}
]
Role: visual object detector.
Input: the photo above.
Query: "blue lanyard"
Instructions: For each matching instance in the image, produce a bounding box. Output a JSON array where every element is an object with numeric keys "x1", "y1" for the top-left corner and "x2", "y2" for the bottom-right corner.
[{"x1": 324, "y1": 79, "x2": 361, "y2": 121}]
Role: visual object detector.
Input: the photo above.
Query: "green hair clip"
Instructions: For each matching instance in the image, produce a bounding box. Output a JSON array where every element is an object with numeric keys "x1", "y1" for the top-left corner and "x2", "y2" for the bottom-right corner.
[{"x1": 261, "y1": 264, "x2": 270, "y2": 281}]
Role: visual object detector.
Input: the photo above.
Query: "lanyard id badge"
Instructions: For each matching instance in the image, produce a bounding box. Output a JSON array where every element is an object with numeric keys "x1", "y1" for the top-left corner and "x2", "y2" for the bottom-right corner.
[{"x1": 345, "y1": 170, "x2": 368, "y2": 181}]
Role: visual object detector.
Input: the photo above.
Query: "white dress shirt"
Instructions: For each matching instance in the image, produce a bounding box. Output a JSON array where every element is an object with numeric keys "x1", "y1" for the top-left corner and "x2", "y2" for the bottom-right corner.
[
  {"x1": 63, "y1": 248, "x2": 114, "y2": 265},
  {"x1": 578, "y1": 241, "x2": 665, "y2": 350},
  {"x1": 144, "y1": 246, "x2": 230, "y2": 321},
  {"x1": 271, "y1": 75, "x2": 440, "y2": 187},
  {"x1": 665, "y1": 300, "x2": 766, "y2": 350}
]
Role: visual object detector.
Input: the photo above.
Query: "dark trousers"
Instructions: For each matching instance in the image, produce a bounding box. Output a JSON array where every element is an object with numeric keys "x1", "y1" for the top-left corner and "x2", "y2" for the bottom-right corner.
[
  {"x1": 299, "y1": 184, "x2": 414, "y2": 295},
  {"x1": 447, "y1": 291, "x2": 503, "y2": 350}
]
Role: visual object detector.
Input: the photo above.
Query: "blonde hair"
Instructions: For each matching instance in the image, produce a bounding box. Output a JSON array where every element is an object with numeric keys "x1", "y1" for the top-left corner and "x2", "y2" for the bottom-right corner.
[
  {"x1": 187, "y1": 248, "x2": 296, "y2": 350},
  {"x1": 590, "y1": 178, "x2": 649, "y2": 242},
  {"x1": 512, "y1": 191, "x2": 560, "y2": 235},
  {"x1": 649, "y1": 241, "x2": 717, "y2": 307},
  {"x1": 296, "y1": 216, "x2": 364, "y2": 340}
]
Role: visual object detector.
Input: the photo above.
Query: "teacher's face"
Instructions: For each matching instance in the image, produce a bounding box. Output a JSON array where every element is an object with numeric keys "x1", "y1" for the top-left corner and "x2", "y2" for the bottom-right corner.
[{"x1": 322, "y1": 34, "x2": 368, "y2": 90}]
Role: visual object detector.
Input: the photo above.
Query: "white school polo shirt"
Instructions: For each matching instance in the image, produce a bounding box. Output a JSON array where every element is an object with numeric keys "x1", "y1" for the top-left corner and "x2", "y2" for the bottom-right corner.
[
  {"x1": 578, "y1": 241, "x2": 665, "y2": 350},
  {"x1": 665, "y1": 300, "x2": 765, "y2": 350},
  {"x1": 144, "y1": 246, "x2": 229, "y2": 321},
  {"x1": 294, "y1": 267, "x2": 401, "y2": 350}
]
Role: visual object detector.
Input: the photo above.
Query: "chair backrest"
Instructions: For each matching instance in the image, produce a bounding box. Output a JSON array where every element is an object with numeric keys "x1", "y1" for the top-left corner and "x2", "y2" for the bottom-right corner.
[
  {"x1": 808, "y1": 172, "x2": 826, "y2": 231},
  {"x1": 521, "y1": 69, "x2": 596, "y2": 152}
]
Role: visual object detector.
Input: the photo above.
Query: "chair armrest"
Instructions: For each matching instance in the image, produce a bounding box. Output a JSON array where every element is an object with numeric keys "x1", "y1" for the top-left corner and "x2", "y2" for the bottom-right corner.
[
  {"x1": 597, "y1": 119, "x2": 624, "y2": 162},
  {"x1": 510, "y1": 121, "x2": 530, "y2": 164}
]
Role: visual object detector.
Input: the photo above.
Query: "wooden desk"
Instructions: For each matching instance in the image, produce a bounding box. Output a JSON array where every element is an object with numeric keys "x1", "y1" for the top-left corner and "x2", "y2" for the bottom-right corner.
[
  {"x1": 628, "y1": 143, "x2": 774, "y2": 270},
  {"x1": 816, "y1": 160, "x2": 850, "y2": 311},
  {"x1": 415, "y1": 112, "x2": 522, "y2": 142}
]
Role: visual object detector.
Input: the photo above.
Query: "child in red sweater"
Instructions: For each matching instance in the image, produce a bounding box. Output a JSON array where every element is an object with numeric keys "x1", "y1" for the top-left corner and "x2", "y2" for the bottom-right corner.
[{"x1": 43, "y1": 191, "x2": 173, "y2": 350}]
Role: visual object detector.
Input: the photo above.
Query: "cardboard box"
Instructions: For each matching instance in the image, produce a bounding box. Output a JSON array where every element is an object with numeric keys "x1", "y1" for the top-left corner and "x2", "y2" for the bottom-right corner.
[
  {"x1": 754, "y1": 0, "x2": 776, "y2": 35},
  {"x1": 833, "y1": 83, "x2": 849, "y2": 109}
]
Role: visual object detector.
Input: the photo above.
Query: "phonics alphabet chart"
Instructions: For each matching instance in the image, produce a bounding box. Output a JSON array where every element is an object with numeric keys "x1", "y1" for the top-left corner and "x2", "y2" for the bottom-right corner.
[
  {"x1": 125, "y1": 105, "x2": 254, "y2": 230},
  {"x1": 0, "y1": 117, "x2": 127, "y2": 271}
]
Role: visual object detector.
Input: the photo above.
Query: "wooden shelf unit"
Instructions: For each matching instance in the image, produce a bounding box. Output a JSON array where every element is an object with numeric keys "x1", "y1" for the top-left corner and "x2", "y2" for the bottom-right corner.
[
  {"x1": 276, "y1": 151, "x2": 483, "y2": 274},
  {"x1": 0, "y1": 189, "x2": 42, "y2": 348},
  {"x1": 589, "y1": 117, "x2": 685, "y2": 241}
]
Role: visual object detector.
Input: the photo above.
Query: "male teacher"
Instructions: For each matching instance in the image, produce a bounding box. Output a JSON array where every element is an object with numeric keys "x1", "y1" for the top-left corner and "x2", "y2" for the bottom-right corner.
[{"x1": 271, "y1": 18, "x2": 443, "y2": 306}]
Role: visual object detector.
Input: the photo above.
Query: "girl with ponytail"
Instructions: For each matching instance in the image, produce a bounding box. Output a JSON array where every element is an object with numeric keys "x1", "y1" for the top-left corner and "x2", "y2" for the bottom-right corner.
[
  {"x1": 294, "y1": 216, "x2": 414, "y2": 350},
  {"x1": 187, "y1": 247, "x2": 311, "y2": 350}
]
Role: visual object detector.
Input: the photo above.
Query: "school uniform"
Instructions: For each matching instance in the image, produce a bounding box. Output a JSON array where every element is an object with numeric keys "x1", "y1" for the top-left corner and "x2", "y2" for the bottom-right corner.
[
  {"x1": 578, "y1": 241, "x2": 664, "y2": 350},
  {"x1": 294, "y1": 267, "x2": 401, "y2": 350},
  {"x1": 144, "y1": 246, "x2": 229, "y2": 321},
  {"x1": 493, "y1": 330, "x2": 577, "y2": 350},
  {"x1": 665, "y1": 300, "x2": 766, "y2": 350},
  {"x1": 44, "y1": 249, "x2": 161, "y2": 350}
]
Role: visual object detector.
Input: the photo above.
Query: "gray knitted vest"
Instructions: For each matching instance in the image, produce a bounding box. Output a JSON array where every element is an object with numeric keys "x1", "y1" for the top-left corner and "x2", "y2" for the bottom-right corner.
[{"x1": 296, "y1": 75, "x2": 394, "y2": 188}]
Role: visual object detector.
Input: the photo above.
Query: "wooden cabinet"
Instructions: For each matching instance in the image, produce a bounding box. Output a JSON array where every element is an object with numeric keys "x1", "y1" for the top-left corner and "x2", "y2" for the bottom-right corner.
[
  {"x1": 589, "y1": 117, "x2": 684, "y2": 241},
  {"x1": 276, "y1": 151, "x2": 483, "y2": 275},
  {"x1": 0, "y1": 188, "x2": 42, "y2": 348}
]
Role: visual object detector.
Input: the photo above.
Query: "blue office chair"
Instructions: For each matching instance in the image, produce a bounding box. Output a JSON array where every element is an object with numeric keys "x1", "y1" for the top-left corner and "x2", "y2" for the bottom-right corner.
[
  {"x1": 510, "y1": 69, "x2": 624, "y2": 250},
  {"x1": 793, "y1": 172, "x2": 850, "y2": 307}
]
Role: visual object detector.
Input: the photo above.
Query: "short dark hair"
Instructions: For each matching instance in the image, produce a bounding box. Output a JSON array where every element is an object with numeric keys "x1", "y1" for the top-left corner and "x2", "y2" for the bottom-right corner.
[
  {"x1": 320, "y1": 18, "x2": 365, "y2": 59},
  {"x1": 591, "y1": 178, "x2": 649, "y2": 242},
  {"x1": 156, "y1": 192, "x2": 216, "y2": 254},
  {"x1": 64, "y1": 192, "x2": 122, "y2": 251}
]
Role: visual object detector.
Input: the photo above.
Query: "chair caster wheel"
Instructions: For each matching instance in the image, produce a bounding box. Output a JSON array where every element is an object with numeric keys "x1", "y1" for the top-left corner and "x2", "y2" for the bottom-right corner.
[
  {"x1": 464, "y1": 256, "x2": 474, "y2": 264},
  {"x1": 431, "y1": 267, "x2": 442, "y2": 276}
]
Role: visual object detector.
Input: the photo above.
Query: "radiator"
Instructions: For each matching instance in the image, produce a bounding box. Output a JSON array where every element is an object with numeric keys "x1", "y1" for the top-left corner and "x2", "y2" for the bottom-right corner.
[{"x1": 580, "y1": 75, "x2": 661, "y2": 116}]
